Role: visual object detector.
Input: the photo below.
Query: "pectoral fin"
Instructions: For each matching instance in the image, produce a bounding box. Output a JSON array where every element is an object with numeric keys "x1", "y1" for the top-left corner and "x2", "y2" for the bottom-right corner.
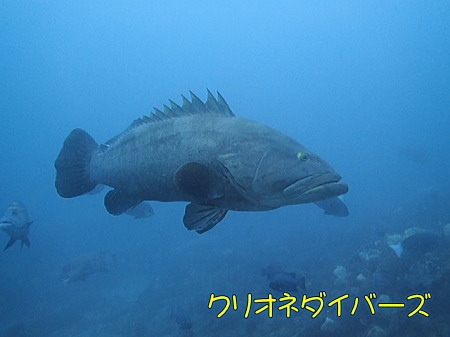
[
  {"x1": 175, "y1": 162, "x2": 228, "y2": 204},
  {"x1": 104, "y1": 190, "x2": 141, "y2": 215},
  {"x1": 183, "y1": 203, "x2": 228, "y2": 234}
]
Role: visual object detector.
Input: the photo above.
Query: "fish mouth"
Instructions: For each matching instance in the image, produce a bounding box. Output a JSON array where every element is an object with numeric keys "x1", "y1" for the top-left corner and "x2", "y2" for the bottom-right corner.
[{"x1": 283, "y1": 172, "x2": 348, "y2": 203}]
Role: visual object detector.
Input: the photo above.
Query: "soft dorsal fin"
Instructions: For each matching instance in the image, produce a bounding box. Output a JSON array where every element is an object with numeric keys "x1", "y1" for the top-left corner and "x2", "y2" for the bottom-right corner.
[{"x1": 105, "y1": 90, "x2": 234, "y2": 146}]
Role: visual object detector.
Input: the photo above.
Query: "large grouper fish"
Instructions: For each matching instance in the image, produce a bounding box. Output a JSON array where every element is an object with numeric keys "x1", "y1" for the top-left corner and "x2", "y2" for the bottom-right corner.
[{"x1": 55, "y1": 91, "x2": 348, "y2": 233}]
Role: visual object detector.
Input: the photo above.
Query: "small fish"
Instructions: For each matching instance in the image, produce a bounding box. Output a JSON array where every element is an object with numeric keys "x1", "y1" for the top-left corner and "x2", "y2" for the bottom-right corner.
[
  {"x1": 400, "y1": 231, "x2": 443, "y2": 259},
  {"x1": 170, "y1": 306, "x2": 192, "y2": 330},
  {"x1": 0, "y1": 201, "x2": 33, "y2": 250},
  {"x1": 125, "y1": 201, "x2": 154, "y2": 219},
  {"x1": 268, "y1": 271, "x2": 306, "y2": 293},
  {"x1": 262, "y1": 265, "x2": 306, "y2": 292},
  {"x1": 261, "y1": 263, "x2": 286, "y2": 279},
  {"x1": 54, "y1": 91, "x2": 348, "y2": 233},
  {"x1": 60, "y1": 252, "x2": 116, "y2": 284}
]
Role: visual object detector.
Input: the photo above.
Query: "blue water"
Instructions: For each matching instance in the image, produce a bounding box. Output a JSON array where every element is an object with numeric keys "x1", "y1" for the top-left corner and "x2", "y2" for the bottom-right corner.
[{"x1": 1, "y1": 1, "x2": 449, "y2": 336}]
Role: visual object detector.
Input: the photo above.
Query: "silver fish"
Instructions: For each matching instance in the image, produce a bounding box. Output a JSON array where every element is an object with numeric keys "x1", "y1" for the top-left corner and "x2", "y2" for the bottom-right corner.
[
  {"x1": 55, "y1": 91, "x2": 348, "y2": 233},
  {"x1": 0, "y1": 201, "x2": 32, "y2": 250}
]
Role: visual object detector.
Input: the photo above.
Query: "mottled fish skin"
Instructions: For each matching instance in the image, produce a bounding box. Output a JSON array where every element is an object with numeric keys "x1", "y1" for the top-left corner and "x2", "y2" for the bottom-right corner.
[
  {"x1": 91, "y1": 114, "x2": 307, "y2": 208},
  {"x1": 55, "y1": 91, "x2": 348, "y2": 232}
]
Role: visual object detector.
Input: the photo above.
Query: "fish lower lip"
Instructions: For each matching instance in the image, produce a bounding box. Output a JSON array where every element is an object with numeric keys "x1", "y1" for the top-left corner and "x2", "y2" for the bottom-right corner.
[
  {"x1": 283, "y1": 173, "x2": 346, "y2": 199},
  {"x1": 301, "y1": 181, "x2": 349, "y2": 201}
]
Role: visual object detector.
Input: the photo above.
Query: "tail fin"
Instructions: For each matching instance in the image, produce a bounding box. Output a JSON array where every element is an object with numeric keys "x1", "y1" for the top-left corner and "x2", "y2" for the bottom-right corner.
[{"x1": 55, "y1": 128, "x2": 99, "y2": 197}]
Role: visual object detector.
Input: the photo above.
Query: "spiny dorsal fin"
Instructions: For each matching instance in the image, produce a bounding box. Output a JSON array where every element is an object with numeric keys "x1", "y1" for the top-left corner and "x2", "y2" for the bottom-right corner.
[
  {"x1": 152, "y1": 90, "x2": 234, "y2": 120},
  {"x1": 105, "y1": 91, "x2": 234, "y2": 147},
  {"x1": 206, "y1": 89, "x2": 220, "y2": 111},
  {"x1": 217, "y1": 92, "x2": 232, "y2": 113}
]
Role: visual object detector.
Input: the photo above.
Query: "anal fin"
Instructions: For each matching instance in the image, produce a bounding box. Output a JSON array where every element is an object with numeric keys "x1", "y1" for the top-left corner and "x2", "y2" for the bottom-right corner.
[
  {"x1": 183, "y1": 203, "x2": 228, "y2": 234},
  {"x1": 104, "y1": 190, "x2": 141, "y2": 215}
]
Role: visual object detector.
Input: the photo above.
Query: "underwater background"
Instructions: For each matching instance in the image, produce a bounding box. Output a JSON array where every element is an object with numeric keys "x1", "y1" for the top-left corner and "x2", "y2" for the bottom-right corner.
[{"x1": 1, "y1": 1, "x2": 449, "y2": 336}]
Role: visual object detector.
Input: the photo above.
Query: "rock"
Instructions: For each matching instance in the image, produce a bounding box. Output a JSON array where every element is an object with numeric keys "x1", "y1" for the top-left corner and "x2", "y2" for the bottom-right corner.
[
  {"x1": 320, "y1": 317, "x2": 337, "y2": 333},
  {"x1": 333, "y1": 265, "x2": 347, "y2": 279},
  {"x1": 366, "y1": 325, "x2": 387, "y2": 337},
  {"x1": 356, "y1": 273, "x2": 367, "y2": 281}
]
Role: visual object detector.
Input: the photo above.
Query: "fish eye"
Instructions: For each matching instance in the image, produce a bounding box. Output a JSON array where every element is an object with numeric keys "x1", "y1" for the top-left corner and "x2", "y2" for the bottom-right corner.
[{"x1": 297, "y1": 152, "x2": 309, "y2": 162}]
